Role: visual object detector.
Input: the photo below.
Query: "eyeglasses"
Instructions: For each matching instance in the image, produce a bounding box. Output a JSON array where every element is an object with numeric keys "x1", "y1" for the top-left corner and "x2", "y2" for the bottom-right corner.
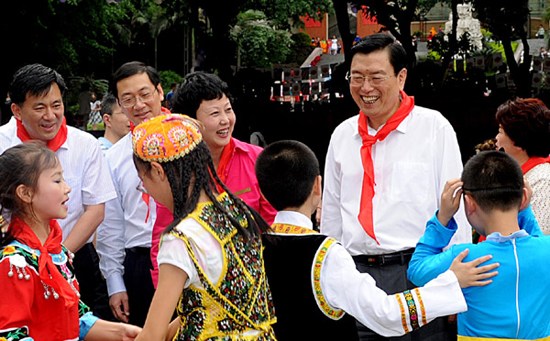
[
  {"x1": 136, "y1": 181, "x2": 148, "y2": 194},
  {"x1": 119, "y1": 88, "x2": 158, "y2": 108},
  {"x1": 345, "y1": 72, "x2": 392, "y2": 86}
]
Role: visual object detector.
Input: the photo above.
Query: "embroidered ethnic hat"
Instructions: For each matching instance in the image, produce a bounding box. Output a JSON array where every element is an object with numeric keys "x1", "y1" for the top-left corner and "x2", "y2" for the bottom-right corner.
[{"x1": 132, "y1": 114, "x2": 202, "y2": 162}]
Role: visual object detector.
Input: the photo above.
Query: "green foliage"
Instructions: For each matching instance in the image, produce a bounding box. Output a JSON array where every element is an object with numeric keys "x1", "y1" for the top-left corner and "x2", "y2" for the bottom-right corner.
[
  {"x1": 473, "y1": 0, "x2": 529, "y2": 41},
  {"x1": 428, "y1": 32, "x2": 449, "y2": 58},
  {"x1": 230, "y1": 10, "x2": 292, "y2": 68},
  {"x1": 252, "y1": 0, "x2": 333, "y2": 29},
  {"x1": 427, "y1": 50, "x2": 442, "y2": 61},
  {"x1": 286, "y1": 32, "x2": 315, "y2": 65},
  {"x1": 159, "y1": 70, "x2": 183, "y2": 93},
  {"x1": 484, "y1": 40, "x2": 519, "y2": 64}
]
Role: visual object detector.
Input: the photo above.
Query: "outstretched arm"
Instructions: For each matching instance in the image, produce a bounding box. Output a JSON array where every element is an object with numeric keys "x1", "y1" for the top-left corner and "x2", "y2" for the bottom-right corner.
[
  {"x1": 135, "y1": 264, "x2": 186, "y2": 341},
  {"x1": 84, "y1": 320, "x2": 141, "y2": 341}
]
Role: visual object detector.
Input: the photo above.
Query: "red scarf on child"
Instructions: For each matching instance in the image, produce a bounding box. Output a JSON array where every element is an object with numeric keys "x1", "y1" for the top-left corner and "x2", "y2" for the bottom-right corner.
[
  {"x1": 16, "y1": 118, "x2": 68, "y2": 152},
  {"x1": 11, "y1": 217, "x2": 79, "y2": 308},
  {"x1": 357, "y1": 91, "x2": 414, "y2": 243}
]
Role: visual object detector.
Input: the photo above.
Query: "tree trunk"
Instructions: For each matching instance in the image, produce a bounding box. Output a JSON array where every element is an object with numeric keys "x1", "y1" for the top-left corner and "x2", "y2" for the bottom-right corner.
[
  {"x1": 444, "y1": 0, "x2": 459, "y2": 66},
  {"x1": 154, "y1": 36, "x2": 158, "y2": 70},
  {"x1": 332, "y1": 0, "x2": 354, "y2": 63},
  {"x1": 501, "y1": 36, "x2": 522, "y2": 93}
]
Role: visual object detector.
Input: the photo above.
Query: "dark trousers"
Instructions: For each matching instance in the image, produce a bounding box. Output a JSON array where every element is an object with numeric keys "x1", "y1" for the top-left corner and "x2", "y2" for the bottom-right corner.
[
  {"x1": 123, "y1": 247, "x2": 155, "y2": 327},
  {"x1": 353, "y1": 258, "x2": 457, "y2": 341},
  {"x1": 73, "y1": 242, "x2": 116, "y2": 321}
]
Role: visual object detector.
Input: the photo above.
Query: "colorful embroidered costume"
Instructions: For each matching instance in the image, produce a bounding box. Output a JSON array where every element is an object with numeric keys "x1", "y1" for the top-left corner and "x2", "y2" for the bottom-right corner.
[
  {"x1": 262, "y1": 211, "x2": 467, "y2": 340},
  {"x1": 157, "y1": 192, "x2": 276, "y2": 340},
  {"x1": 408, "y1": 208, "x2": 550, "y2": 339},
  {"x1": 0, "y1": 221, "x2": 98, "y2": 340}
]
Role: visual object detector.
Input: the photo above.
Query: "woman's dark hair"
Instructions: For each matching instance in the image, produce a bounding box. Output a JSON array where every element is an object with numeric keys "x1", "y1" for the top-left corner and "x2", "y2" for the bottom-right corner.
[
  {"x1": 495, "y1": 97, "x2": 550, "y2": 157},
  {"x1": 0, "y1": 142, "x2": 59, "y2": 246},
  {"x1": 172, "y1": 72, "x2": 233, "y2": 118},
  {"x1": 349, "y1": 33, "x2": 408, "y2": 75},
  {"x1": 133, "y1": 141, "x2": 269, "y2": 239}
]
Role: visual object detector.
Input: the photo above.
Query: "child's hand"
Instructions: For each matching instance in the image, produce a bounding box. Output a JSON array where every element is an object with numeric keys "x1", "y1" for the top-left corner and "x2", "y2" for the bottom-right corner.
[{"x1": 437, "y1": 179, "x2": 463, "y2": 226}]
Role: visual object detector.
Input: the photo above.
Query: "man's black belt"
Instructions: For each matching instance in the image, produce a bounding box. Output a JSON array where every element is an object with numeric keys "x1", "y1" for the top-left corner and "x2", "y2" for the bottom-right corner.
[
  {"x1": 125, "y1": 247, "x2": 151, "y2": 256},
  {"x1": 352, "y1": 248, "x2": 415, "y2": 267}
]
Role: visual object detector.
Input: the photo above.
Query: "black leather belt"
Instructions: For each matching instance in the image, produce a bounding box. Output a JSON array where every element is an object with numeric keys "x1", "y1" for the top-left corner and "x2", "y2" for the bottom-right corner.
[
  {"x1": 125, "y1": 247, "x2": 151, "y2": 256},
  {"x1": 352, "y1": 249, "x2": 415, "y2": 267}
]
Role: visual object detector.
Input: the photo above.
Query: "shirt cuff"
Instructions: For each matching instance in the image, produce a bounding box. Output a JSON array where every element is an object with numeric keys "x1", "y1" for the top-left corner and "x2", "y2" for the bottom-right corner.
[
  {"x1": 106, "y1": 274, "x2": 126, "y2": 296},
  {"x1": 79, "y1": 311, "x2": 99, "y2": 340}
]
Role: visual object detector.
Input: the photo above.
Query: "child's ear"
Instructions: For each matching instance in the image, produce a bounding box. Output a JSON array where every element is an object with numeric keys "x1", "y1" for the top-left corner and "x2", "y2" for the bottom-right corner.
[
  {"x1": 519, "y1": 186, "x2": 530, "y2": 211},
  {"x1": 150, "y1": 162, "x2": 166, "y2": 182},
  {"x1": 313, "y1": 175, "x2": 322, "y2": 196},
  {"x1": 15, "y1": 184, "x2": 33, "y2": 204},
  {"x1": 463, "y1": 193, "x2": 477, "y2": 216}
]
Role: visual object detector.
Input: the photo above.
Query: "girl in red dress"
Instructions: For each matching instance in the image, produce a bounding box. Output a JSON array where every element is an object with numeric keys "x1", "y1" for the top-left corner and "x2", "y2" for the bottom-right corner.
[{"x1": 0, "y1": 142, "x2": 141, "y2": 341}]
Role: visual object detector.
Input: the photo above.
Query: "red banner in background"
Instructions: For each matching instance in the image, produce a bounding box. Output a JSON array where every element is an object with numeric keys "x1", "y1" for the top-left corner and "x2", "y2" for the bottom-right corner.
[
  {"x1": 360, "y1": 5, "x2": 378, "y2": 25},
  {"x1": 304, "y1": 15, "x2": 322, "y2": 28}
]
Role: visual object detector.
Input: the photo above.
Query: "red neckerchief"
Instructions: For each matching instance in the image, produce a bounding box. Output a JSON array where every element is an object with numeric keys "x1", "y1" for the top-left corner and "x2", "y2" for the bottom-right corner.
[
  {"x1": 131, "y1": 107, "x2": 172, "y2": 222},
  {"x1": 357, "y1": 90, "x2": 414, "y2": 243},
  {"x1": 215, "y1": 138, "x2": 235, "y2": 193},
  {"x1": 16, "y1": 117, "x2": 68, "y2": 152},
  {"x1": 521, "y1": 156, "x2": 550, "y2": 174},
  {"x1": 11, "y1": 217, "x2": 79, "y2": 308}
]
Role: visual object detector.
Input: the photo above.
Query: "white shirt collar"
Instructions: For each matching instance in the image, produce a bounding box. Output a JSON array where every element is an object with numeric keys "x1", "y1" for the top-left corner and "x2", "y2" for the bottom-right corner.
[{"x1": 273, "y1": 210, "x2": 313, "y2": 230}]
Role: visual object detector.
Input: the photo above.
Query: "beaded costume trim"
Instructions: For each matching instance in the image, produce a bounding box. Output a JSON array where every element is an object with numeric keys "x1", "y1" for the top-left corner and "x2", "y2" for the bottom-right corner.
[
  {"x1": 169, "y1": 192, "x2": 276, "y2": 340},
  {"x1": 1, "y1": 241, "x2": 81, "y2": 301},
  {"x1": 414, "y1": 288, "x2": 427, "y2": 325},
  {"x1": 312, "y1": 237, "x2": 345, "y2": 320},
  {"x1": 0, "y1": 326, "x2": 31, "y2": 340},
  {"x1": 270, "y1": 223, "x2": 318, "y2": 235},
  {"x1": 393, "y1": 287, "x2": 426, "y2": 333}
]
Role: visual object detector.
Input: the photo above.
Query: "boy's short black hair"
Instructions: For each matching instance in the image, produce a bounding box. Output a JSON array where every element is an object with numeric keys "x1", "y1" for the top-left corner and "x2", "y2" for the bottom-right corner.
[
  {"x1": 461, "y1": 151, "x2": 524, "y2": 211},
  {"x1": 256, "y1": 140, "x2": 319, "y2": 211}
]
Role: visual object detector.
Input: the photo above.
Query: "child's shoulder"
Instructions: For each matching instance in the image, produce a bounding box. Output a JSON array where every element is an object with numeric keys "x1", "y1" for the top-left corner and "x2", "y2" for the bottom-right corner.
[
  {"x1": 0, "y1": 241, "x2": 41, "y2": 277},
  {"x1": 1, "y1": 241, "x2": 71, "y2": 273}
]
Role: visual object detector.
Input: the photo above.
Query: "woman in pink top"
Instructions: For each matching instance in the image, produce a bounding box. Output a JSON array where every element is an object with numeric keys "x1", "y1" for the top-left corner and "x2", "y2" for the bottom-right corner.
[{"x1": 150, "y1": 72, "x2": 276, "y2": 287}]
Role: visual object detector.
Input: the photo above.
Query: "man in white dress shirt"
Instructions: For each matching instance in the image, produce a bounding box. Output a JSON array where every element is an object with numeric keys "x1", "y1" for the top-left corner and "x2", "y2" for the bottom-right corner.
[
  {"x1": 96, "y1": 61, "x2": 168, "y2": 327},
  {"x1": 0, "y1": 63, "x2": 116, "y2": 320},
  {"x1": 320, "y1": 34, "x2": 472, "y2": 340}
]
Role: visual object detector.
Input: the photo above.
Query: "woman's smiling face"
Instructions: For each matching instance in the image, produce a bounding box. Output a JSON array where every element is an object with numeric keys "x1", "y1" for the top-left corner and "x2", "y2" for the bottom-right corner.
[{"x1": 195, "y1": 94, "x2": 236, "y2": 152}]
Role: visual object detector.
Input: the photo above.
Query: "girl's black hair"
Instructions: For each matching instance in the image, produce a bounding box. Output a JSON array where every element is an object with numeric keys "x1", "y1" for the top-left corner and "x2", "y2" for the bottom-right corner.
[
  {"x1": 134, "y1": 141, "x2": 270, "y2": 239},
  {"x1": 0, "y1": 142, "x2": 58, "y2": 247}
]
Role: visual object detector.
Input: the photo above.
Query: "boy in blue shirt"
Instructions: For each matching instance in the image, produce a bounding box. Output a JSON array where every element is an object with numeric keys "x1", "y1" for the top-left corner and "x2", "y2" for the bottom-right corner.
[{"x1": 408, "y1": 150, "x2": 548, "y2": 339}]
